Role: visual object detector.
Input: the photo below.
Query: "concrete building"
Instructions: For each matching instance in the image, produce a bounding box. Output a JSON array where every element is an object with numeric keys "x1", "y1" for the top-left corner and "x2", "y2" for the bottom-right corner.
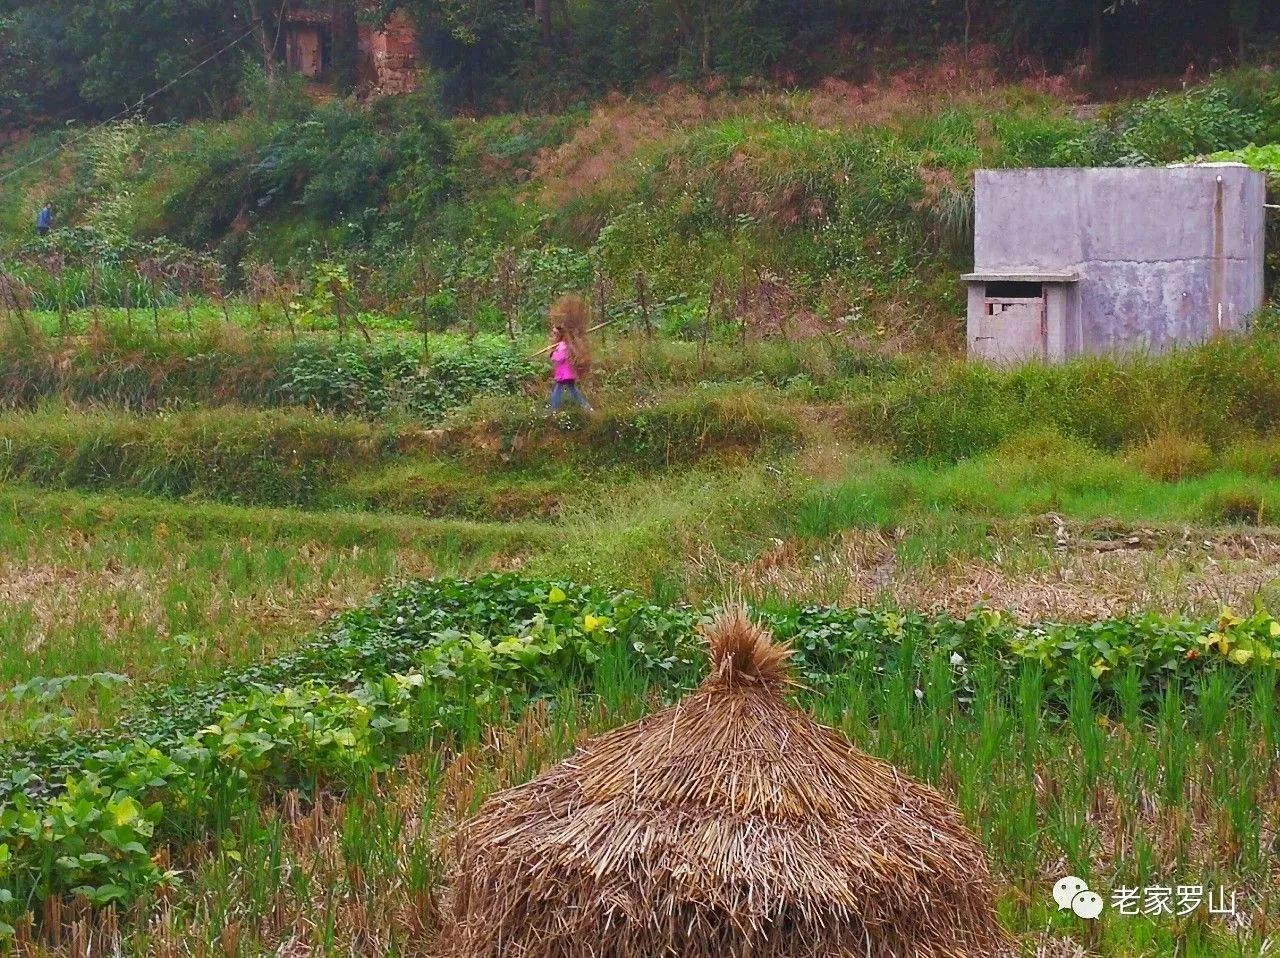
[{"x1": 964, "y1": 164, "x2": 1266, "y2": 364}]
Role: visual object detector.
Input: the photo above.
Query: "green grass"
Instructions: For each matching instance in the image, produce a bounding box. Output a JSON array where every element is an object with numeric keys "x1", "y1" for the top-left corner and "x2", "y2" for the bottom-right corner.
[
  {"x1": 0, "y1": 485, "x2": 543, "y2": 735},
  {"x1": 333, "y1": 458, "x2": 580, "y2": 520},
  {"x1": 0, "y1": 405, "x2": 392, "y2": 507},
  {"x1": 5, "y1": 329, "x2": 1280, "y2": 955},
  {"x1": 788, "y1": 437, "x2": 1280, "y2": 537},
  {"x1": 842, "y1": 336, "x2": 1280, "y2": 460},
  {"x1": 10, "y1": 318, "x2": 1280, "y2": 462},
  {"x1": 24, "y1": 621, "x2": 1272, "y2": 956},
  {"x1": 15, "y1": 304, "x2": 421, "y2": 338},
  {"x1": 8, "y1": 396, "x2": 1280, "y2": 732}
]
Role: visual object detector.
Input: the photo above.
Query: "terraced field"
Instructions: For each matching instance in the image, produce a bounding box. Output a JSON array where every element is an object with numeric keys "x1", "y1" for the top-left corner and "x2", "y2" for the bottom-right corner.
[{"x1": 0, "y1": 319, "x2": 1278, "y2": 955}]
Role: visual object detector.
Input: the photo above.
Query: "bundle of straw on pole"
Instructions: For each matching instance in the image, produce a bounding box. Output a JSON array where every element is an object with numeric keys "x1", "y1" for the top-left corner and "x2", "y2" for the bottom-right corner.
[{"x1": 444, "y1": 605, "x2": 1012, "y2": 958}]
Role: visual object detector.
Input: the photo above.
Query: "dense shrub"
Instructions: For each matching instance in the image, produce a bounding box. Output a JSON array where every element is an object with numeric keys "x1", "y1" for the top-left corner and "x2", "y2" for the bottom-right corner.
[
  {"x1": 593, "y1": 116, "x2": 948, "y2": 321},
  {"x1": 1222, "y1": 437, "x2": 1280, "y2": 477},
  {"x1": 1047, "y1": 79, "x2": 1280, "y2": 167},
  {"x1": 278, "y1": 338, "x2": 536, "y2": 422},
  {"x1": 1205, "y1": 485, "x2": 1270, "y2": 524},
  {"x1": 123, "y1": 100, "x2": 455, "y2": 252},
  {"x1": 0, "y1": 331, "x2": 536, "y2": 424},
  {"x1": 1128, "y1": 433, "x2": 1214, "y2": 482},
  {"x1": 1114, "y1": 86, "x2": 1266, "y2": 164}
]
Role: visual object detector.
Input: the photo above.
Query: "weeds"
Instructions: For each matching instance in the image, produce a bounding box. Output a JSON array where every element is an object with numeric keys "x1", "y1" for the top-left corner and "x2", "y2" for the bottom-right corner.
[
  {"x1": 3, "y1": 575, "x2": 1279, "y2": 952},
  {"x1": 1129, "y1": 432, "x2": 1215, "y2": 482}
]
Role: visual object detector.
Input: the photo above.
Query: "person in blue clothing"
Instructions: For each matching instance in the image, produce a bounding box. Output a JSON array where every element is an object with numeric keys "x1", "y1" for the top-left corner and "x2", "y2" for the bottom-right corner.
[{"x1": 36, "y1": 203, "x2": 53, "y2": 237}]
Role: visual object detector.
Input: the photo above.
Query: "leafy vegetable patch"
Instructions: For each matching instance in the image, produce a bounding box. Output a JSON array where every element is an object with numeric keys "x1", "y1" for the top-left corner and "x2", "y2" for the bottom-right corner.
[{"x1": 2, "y1": 575, "x2": 1279, "y2": 936}]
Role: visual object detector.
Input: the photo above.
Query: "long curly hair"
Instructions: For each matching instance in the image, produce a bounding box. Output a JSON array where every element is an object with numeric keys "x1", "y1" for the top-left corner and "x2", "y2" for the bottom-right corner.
[{"x1": 549, "y1": 294, "x2": 593, "y2": 380}]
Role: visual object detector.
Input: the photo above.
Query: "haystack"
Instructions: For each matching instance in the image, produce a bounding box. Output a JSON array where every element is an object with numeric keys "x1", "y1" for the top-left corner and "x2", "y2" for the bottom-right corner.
[{"x1": 445, "y1": 606, "x2": 1011, "y2": 958}]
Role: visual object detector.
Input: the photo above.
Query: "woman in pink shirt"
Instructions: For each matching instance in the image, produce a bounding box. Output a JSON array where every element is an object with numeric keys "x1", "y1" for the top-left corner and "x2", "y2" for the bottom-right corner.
[{"x1": 547, "y1": 295, "x2": 594, "y2": 413}]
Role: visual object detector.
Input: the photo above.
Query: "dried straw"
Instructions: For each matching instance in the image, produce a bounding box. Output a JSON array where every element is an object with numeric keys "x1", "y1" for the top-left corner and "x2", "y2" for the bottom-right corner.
[{"x1": 444, "y1": 606, "x2": 1013, "y2": 957}]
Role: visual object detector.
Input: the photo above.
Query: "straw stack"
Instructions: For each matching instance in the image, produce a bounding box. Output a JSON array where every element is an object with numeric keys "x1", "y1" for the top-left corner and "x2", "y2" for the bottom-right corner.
[{"x1": 445, "y1": 605, "x2": 1012, "y2": 957}]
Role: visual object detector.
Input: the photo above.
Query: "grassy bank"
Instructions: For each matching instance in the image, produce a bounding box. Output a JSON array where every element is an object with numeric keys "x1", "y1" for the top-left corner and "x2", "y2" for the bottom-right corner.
[
  {"x1": 8, "y1": 322, "x2": 1280, "y2": 455},
  {"x1": 7, "y1": 433, "x2": 1280, "y2": 738},
  {"x1": 3, "y1": 66, "x2": 1277, "y2": 350},
  {"x1": 0, "y1": 486, "x2": 543, "y2": 737}
]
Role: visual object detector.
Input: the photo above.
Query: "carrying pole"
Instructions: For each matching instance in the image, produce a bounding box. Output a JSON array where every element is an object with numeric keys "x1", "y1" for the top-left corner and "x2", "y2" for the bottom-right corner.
[{"x1": 527, "y1": 320, "x2": 614, "y2": 358}]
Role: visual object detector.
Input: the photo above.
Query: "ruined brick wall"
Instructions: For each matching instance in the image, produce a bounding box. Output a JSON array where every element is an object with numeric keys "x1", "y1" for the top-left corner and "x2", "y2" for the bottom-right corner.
[{"x1": 357, "y1": 8, "x2": 419, "y2": 96}]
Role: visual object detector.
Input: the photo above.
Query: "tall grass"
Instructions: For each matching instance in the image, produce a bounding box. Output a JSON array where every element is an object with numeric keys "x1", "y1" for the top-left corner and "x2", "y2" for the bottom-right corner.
[
  {"x1": 23, "y1": 643, "x2": 1274, "y2": 956},
  {"x1": 10, "y1": 321, "x2": 1280, "y2": 465},
  {"x1": 0, "y1": 486, "x2": 540, "y2": 734},
  {"x1": 0, "y1": 406, "x2": 387, "y2": 506},
  {"x1": 784, "y1": 430, "x2": 1280, "y2": 538},
  {"x1": 847, "y1": 335, "x2": 1280, "y2": 461}
]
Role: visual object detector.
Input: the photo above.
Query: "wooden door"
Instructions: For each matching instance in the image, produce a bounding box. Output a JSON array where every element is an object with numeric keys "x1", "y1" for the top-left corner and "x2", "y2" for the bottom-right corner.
[
  {"x1": 971, "y1": 298, "x2": 1046, "y2": 365},
  {"x1": 287, "y1": 27, "x2": 324, "y2": 78},
  {"x1": 301, "y1": 27, "x2": 323, "y2": 78}
]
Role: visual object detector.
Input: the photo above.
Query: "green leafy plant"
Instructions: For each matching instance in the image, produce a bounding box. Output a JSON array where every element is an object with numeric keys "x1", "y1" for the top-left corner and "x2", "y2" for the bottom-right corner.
[{"x1": 5, "y1": 573, "x2": 1280, "y2": 938}]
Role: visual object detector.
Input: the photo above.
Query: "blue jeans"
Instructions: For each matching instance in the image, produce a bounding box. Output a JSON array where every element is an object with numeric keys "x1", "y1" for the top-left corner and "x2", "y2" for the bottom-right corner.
[{"x1": 550, "y1": 380, "x2": 591, "y2": 412}]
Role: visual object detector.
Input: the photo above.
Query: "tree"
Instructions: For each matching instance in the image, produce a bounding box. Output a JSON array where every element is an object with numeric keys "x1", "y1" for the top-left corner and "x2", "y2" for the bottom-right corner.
[
  {"x1": 387, "y1": 0, "x2": 535, "y2": 103},
  {"x1": 0, "y1": 0, "x2": 281, "y2": 124},
  {"x1": 0, "y1": 1, "x2": 85, "y2": 123},
  {"x1": 243, "y1": 0, "x2": 281, "y2": 80},
  {"x1": 664, "y1": 0, "x2": 767, "y2": 76},
  {"x1": 1230, "y1": 0, "x2": 1263, "y2": 58},
  {"x1": 533, "y1": 0, "x2": 552, "y2": 44}
]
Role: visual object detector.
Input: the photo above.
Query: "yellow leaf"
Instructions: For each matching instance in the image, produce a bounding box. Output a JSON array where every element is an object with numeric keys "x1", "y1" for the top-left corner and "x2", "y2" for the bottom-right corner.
[
  {"x1": 111, "y1": 797, "x2": 142, "y2": 828},
  {"x1": 1229, "y1": 648, "x2": 1255, "y2": 665},
  {"x1": 1206, "y1": 631, "x2": 1232, "y2": 653},
  {"x1": 1090, "y1": 658, "x2": 1111, "y2": 679},
  {"x1": 583, "y1": 614, "x2": 608, "y2": 633},
  {"x1": 548, "y1": 587, "x2": 567, "y2": 605},
  {"x1": 494, "y1": 637, "x2": 524, "y2": 656},
  {"x1": 1269, "y1": 621, "x2": 1279, "y2": 638}
]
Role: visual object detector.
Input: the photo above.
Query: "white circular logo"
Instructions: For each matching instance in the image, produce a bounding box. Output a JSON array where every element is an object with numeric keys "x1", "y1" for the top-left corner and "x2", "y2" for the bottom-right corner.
[
  {"x1": 1053, "y1": 876, "x2": 1104, "y2": 919},
  {"x1": 1071, "y1": 890, "x2": 1105, "y2": 919},
  {"x1": 1053, "y1": 876, "x2": 1089, "y2": 911}
]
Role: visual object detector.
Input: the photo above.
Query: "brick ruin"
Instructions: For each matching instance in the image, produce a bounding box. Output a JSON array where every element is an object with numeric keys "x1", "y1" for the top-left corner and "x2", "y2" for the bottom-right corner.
[
  {"x1": 358, "y1": 7, "x2": 418, "y2": 95},
  {"x1": 282, "y1": 3, "x2": 419, "y2": 97}
]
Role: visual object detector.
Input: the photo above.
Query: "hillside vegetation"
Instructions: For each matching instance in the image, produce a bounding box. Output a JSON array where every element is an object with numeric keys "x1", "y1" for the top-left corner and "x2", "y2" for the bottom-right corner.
[
  {"x1": 6, "y1": 30, "x2": 1280, "y2": 958},
  {"x1": 5, "y1": 0, "x2": 1279, "y2": 123},
  {"x1": 3, "y1": 59, "x2": 1280, "y2": 353}
]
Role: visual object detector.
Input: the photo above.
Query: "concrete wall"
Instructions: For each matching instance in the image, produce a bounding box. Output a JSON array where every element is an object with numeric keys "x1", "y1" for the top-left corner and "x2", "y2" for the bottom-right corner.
[{"x1": 971, "y1": 165, "x2": 1266, "y2": 356}]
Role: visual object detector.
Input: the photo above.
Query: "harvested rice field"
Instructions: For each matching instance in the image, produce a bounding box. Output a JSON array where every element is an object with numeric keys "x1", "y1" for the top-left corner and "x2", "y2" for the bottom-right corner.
[{"x1": 2, "y1": 327, "x2": 1280, "y2": 957}]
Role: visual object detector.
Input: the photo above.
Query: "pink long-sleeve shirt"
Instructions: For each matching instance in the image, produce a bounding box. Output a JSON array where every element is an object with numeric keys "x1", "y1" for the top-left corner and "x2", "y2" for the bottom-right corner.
[{"x1": 552, "y1": 342, "x2": 576, "y2": 382}]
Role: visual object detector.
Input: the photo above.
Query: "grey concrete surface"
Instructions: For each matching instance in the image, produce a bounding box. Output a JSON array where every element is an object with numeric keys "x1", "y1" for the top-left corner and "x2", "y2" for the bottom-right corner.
[{"x1": 965, "y1": 164, "x2": 1266, "y2": 363}]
